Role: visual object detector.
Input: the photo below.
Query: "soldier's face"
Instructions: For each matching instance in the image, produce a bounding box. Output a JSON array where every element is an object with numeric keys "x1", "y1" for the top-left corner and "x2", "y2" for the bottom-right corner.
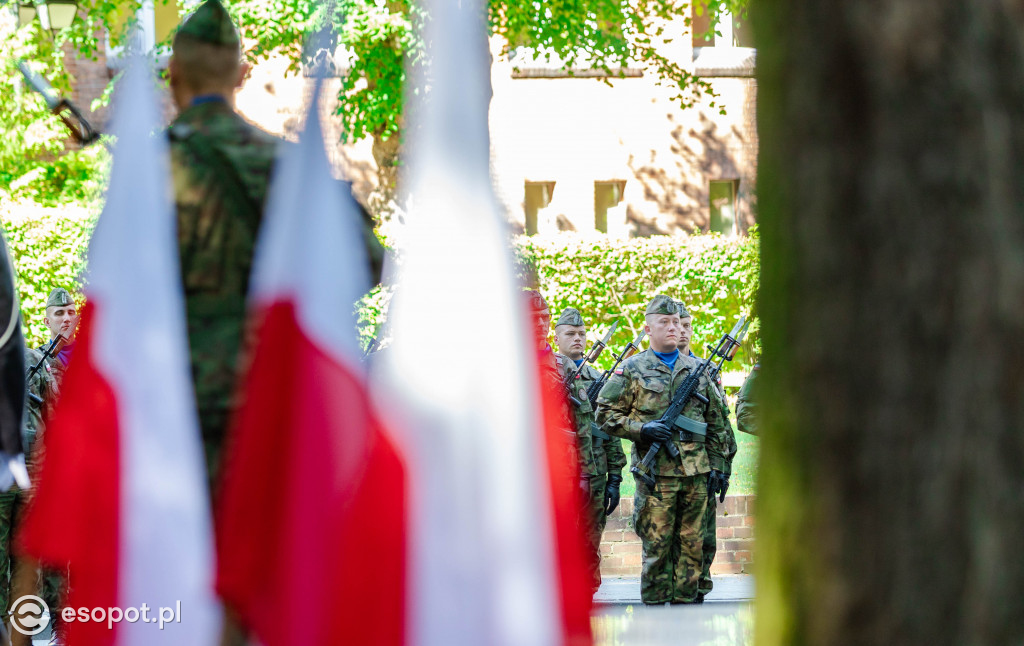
[
  {"x1": 554, "y1": 324, "x2": 587, "y2": 360},
  {"x1": 645, "y1": 313, "x2": 681, "y2": 353},
  {"x1": 44, "y1": 304, "x2": 78, "y2": 341},
  {"x1": 533, "y1": 308, "x2": 551, "y2": 347},
  {"x1": 676, "y1": 317, "x2": 693, "y2": 353}
]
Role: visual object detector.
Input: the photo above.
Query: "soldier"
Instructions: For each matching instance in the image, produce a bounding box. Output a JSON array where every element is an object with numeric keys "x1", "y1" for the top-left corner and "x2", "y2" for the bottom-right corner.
[
  {"x1": 736, "y1": 364, "x2": 759, "y2": 436},
  {"x1": 596, "y1": 295, "x2": 729, "y2": 605},
  {"x1": 167, "y1": 0, "x2": 382, "y2": 483},
  {"x1": 3, "y1": 288, "x2": 76, "y2": 642},
  {"x1": 553, "y1": 307, "x2": 627, "y2": 593},
  {"x1": 674, "y1": 303, "x2": 738, "y2": 602}
]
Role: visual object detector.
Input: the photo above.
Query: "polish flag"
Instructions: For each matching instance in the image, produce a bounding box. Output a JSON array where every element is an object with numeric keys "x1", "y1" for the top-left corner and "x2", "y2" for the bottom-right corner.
[
  {"x1": 373, "y1": 0, "x2": 592, "y2": 644},
  {"x1": 17, "y1": 58, "x2": 220, "y2": 646},
  {"x1": 213, "y1": 80, "x2": 406, "y2": 646}
]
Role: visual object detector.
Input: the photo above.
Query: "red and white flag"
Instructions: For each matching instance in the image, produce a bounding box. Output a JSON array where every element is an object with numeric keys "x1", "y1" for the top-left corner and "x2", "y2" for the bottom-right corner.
[
  {"x1": 17, "y1": 58, "x2": 220, "y2": 646},
  {"x1": 214, "y1": 81, "x2": 406, "y2": 646},
  {"x1": 373, "y1": 0, "x2": 593, "y2": 644}
]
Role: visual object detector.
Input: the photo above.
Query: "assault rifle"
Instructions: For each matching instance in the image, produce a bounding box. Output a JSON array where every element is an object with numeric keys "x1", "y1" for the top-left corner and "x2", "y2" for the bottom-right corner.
[
  {"x1": 18, "y1": 60, "x2": 101, "y2": 146},
  {"x1": 630, "y1": 318, "x2": 748, "y2": 490},
  {"x1": 25, "y1": 334, "x2": 66, "y2": 405},
  {"x1": 704, "y1": 317, "x2": 750, "y2": 386},
  {"x1": 562, "y1": 321, "x2": 617, "y2": 407},
  {"x1": 586, "y1": 329, "x2": 646, "y2": 406}
]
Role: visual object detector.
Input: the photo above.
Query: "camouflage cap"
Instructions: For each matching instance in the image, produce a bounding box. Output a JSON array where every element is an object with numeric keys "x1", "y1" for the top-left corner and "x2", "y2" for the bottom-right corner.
[
  {"x1": 555, "y1": 307, "x2": 585, "y2": 327},
  {"x1": 675, "y1": 300, "x2": 692, "y2": 319},
  {"x1": 177, "y1": 0, "x2": 240, "y2": 47},
  {"x1": 645, "y1": 294, "x2": 679, "y2": 317},
  {"x1": 524, "y1": 289, "x2": 548, "y2": 313},
  {"x1": 46, "y1": 288, "x2": 74, "y2": 308}
]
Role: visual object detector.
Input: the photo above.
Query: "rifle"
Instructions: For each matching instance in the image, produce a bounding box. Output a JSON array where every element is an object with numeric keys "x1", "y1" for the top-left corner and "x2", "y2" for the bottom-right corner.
[
  {"x1": 561, "y1": 320, "x2": 617, "y2": 407},
  {"x1": 704, "y1": 317, "x2": 750, "y2": 386},
  {"x1": 586, "y1": 329, "x2": 646, "y2": 406},
  {"x1": 630, "y1": 318, "x2": 748, "y2": 490},
  {"x1": 25, "y1": 334, "x2": 66, "y2": 405},
  {"x1": 18, "y1": 60, "x2": 101, "y2": 146}
]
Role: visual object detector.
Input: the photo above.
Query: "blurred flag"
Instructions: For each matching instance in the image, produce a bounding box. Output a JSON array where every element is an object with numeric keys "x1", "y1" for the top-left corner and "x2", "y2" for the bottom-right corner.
[
  {"x1": 17, "y1": 57, "x2": 220, "y2": 645},
  {"x1": 374, "y1": 0, "x2": 592, "y2": 644},
  {"x1": 214, "y1": 80, "x2": 406, "y2": 646}
]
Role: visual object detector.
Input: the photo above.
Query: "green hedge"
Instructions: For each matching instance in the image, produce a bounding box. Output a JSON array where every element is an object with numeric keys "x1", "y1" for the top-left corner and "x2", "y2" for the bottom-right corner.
[
  {"x1": 516, "y1": 230, "x2": 761, "y2": 372},
  {"x1": 2, "y1": 201, "x2": 96, "y2": 347}
]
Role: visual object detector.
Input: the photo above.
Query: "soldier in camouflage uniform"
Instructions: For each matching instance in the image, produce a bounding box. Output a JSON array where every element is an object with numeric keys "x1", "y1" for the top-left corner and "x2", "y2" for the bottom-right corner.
[
  {"x1": 2, "y1": 288, "x2": 76, "y2": 636},
  {"x1": 596, "y1": 295, "x2": 729, "y2": 604},
  {"x1": 167, "y1": 0, "x2": 383, "y2": 484},
  {"x1": 674, "y1": 303, "x2": 738, "y2": 601},
  {"x1": 0, "y1": 233, "x2": 24, "y2": 625},
  {"x1": 553, "y1": 307, "x2": 627, "y2": 593},
  {"x1": 736, "y1": 364, "x2": 759, "y2": 436}
]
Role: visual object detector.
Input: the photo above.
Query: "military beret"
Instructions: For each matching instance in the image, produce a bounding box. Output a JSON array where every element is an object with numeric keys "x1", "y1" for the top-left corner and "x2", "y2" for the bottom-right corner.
[
  {"x1": 675, "y1": 300, "x2": 692, "y2": 319},
  {"x1": 524, "y1": 289, "x2": 548, "y2": 313},
  {"x1": 46, "y1": 288, "x2": 74, "y2": 308},
  {"x1": 555, "y1": 307, "x2": 584, "y2": 327},
  {"x1": 177, "y1": 0, "x2": 240, "y2": 47},
  {"x1": 645, "y1": 294, "x2": 679, "y2": 317}
]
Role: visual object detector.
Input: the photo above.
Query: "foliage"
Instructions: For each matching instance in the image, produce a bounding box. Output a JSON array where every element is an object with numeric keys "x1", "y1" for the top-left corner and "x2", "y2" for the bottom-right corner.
[
  {"x1": 1, "y1": 201, "x2": 96, "y2": 346},
  {"x1": 517, "y1": 229, "x2": 761, "y2": 372},
  {"x1": 0, "y1": 14, "x2": 110, "y2": 206}
]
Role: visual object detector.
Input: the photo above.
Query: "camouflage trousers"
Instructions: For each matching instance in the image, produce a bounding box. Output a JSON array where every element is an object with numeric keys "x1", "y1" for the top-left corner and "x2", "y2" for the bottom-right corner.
[
  {"x1": 632, "y1": 475, "x2": 707, "y2": 604},
  {"x1": 699, "y1": 495, "x2": 717, "y2": 595},
  {"x1": 0, "y1": 490, "x2": 66, "y2": 634},
  {"x1": 583, "y1": 473, "x2": 608, "y2": 593}
]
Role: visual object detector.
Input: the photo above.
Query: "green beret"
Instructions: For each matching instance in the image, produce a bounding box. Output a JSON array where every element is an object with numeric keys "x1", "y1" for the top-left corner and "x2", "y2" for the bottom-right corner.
[
  {"x1": 645, "y1": 294, "x2": 679, "y2": 317},
  {"x1": 675, "y1": 300, "x2": 692, "y2": 318},
  {"x1": 177, "y1": 0, "x2": 240, "y2": 47},
  {"x1": 46, "y1": 288, "x2": 73, "y2": 308},
  {"x1": 555, "y1": 307, "x2": 585, "y2": 327}
]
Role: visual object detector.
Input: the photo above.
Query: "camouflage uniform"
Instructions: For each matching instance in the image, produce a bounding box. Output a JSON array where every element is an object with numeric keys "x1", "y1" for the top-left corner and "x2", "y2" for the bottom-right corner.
[
  {"x1": 555, "y1": 309, "x2": 627, "y2": 593},
  {"x1": 694, "y1": 353, "x2": 738, "y2": 598},
  {"x1": 1, "y1": 289, "x2": 72, "y2": 623},
  {"x1": 596, "y1": 296, "x2": 728, "y2": 604},
  {"x1": 736, "y1": 364, "x2": 760, "y2": 436},
  {"x1": 170, "y1": 1, "x2": 382, "y2": 483}
]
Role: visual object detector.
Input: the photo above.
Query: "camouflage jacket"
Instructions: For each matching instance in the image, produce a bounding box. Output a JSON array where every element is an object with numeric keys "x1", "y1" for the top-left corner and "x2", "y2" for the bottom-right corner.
[
  {"x1": 596, "y1": 349, "x2": 728, "y2": 477},
  {"x1": 559, "y1": 356, "x2": 627, "y2": 478},
  {"x1": 736, "y1": 364, "x2": 759, "y2": 436},
  {"x1": 542, "y1": 349, "x2": 582, "y2": 477},
  {"x1": 22, "y1": 343, "x2": 65, "y2": 460},
  {"x1": 694, "y1": 354, "x2": 738, "y2": 476},
  {"x1": 169, "y1": 100, "x2": 281, "y2": 445}
]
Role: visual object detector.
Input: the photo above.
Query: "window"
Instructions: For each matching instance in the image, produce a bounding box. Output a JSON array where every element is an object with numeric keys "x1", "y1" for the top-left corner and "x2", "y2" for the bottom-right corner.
[
  {"x1": 524, "y1": 181, "x2": 555, "y2": 236},
  {"x1": 709, "y1": 180, "x2": 738, "y2": 235},
  {"x1": 106, "y1": 0, "x2": 185, "y2": 68},
  {"x1": 594, "y1": 181, "x2": 626, "y2": 234},
  {"x1": 691, "y1": 2, "x2": 755, "y2": 77}
]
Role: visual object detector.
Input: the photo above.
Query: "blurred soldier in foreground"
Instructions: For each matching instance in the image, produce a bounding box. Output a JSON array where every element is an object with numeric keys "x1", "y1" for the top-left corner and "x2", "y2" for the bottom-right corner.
[
  {"x1": 596, "y1": 295, "x2": 729, "y2": 604},
  {"x1": 167, "y1": 0, "x2": 381, "y2": 483},
  {"x1": 674, "y1": 303, "x2": 738, "y2": 602},
  {"x1": 735, "y1": 364, "x2": 759, "y2": 436},
  {"x1": 0, "y1": 233, "x2": 25, "y2": 625},
  {"x1": 554, "y1": 307, "x2": 626, "y2": 593}
]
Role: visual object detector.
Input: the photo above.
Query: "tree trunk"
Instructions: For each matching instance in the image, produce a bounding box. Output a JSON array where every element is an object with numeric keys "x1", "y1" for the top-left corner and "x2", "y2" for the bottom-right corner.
[{"x1": 755, "y1": 2, "x2": 1024, "y2": 645}]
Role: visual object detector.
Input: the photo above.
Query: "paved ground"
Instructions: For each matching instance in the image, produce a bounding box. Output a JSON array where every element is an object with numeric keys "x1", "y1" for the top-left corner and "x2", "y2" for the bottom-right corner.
[
  {"x1": 595, "y1": 574, "x2": 755, "y2": 605},
  {"x1": 592, "y1": 575, "x2": 755, "y2": 646}
]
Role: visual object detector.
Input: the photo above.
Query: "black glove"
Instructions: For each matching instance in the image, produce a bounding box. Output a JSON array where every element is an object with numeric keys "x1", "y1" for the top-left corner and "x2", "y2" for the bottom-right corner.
[
  {"x1": 640, "y1": 421, "x2": 672, "y2": 443},
  {"x1": 707, "y1": 470, "x2": 729, "y2": 503},
  {"x1": 604, "y1": 473, "x2": 623, "y2": 516}
]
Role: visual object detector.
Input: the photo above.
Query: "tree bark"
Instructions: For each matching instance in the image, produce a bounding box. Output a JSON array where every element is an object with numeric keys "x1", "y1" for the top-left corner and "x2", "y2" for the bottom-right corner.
[{"x1": 755, "y1": 2, "x2": 1024, "y2": 645}]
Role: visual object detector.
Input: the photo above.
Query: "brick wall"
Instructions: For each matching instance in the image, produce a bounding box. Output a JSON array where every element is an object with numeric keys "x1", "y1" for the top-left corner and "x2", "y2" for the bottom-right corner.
[{"x1": 600, "y1": 494, "x2": 755, "y2": 577}]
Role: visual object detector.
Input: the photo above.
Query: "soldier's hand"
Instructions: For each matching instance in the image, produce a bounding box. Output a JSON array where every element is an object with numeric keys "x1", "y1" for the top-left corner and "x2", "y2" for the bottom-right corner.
[
  {"x1": 640, "y1": 421, "x2": 672, "y2": 443},
  {"x1": 604, "y1": 473, "x2": 623, "y2": 515},
  {"x1": 579, "y1": 475, "x2": 591, "y2": 499},
  {"x1": 707, "y1": 469, "x2": 727, "y2": 501},
  {"x1": 718, "y1": 473, "x2": 730, "y2": 503}
]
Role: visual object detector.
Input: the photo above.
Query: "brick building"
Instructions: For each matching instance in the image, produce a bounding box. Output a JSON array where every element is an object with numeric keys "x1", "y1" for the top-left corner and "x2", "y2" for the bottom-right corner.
[{"x1": 59, "y1": 6, "x2": 756, "y2": 237}]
